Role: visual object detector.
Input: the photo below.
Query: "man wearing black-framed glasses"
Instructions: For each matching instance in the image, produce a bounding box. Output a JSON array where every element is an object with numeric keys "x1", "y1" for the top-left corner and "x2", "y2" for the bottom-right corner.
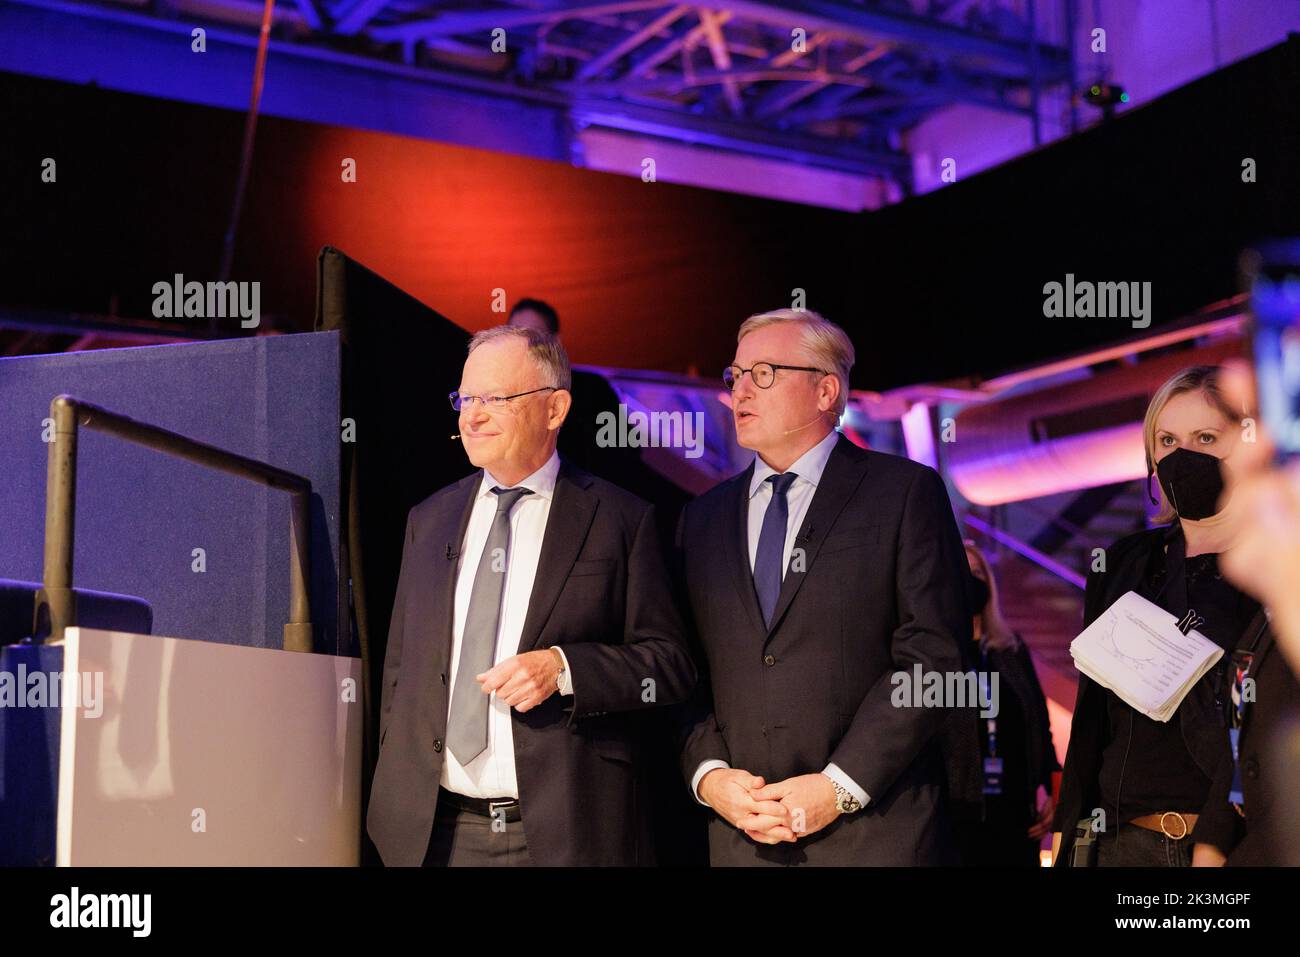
[
  {"x1": 677, "y1": 308, "x2": 971, "y2": 866},
  {"x1": 367, "y1": 324, "x2": 696, "y2": 867}
]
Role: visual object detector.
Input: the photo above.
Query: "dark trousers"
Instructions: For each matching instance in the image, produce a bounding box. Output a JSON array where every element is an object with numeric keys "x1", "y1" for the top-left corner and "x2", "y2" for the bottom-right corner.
[
  {"x1": 1096, "y1": 822, "x2": 1193, "y2": 867},
  {"x1": 422, "y1": 799, "x2": 533, "y2": 867}
]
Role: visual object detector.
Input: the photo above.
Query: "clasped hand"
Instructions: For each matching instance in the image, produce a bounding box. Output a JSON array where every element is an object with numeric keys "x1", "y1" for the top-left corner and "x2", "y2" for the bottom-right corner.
[{"x1": 699, "y1": 768, "x2": 842, "y2": 844}]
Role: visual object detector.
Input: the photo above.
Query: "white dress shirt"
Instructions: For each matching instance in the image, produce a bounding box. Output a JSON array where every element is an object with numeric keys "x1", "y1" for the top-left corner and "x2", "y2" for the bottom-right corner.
[
  {"x1": 691, "y1": 428, "x2": 870, "y2": 808},
  {"x1": 442, "y1": 450, "x2": 573, "y2": 799}
]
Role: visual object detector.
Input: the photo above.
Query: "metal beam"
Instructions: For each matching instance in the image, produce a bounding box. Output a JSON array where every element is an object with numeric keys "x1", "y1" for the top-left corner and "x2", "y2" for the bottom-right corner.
[
  {"x1": 573, "y1": 64, "x2": 875, "y2": 97},
  {"x1": 777, "y1": 82, "x2": 872, "y2": 123},
  {"x1": 698, "y1": 0, "x2": 1069, "y2": 78},
  {"x1": 293, "y1": 0, "x2": 325, "y2": 30},
  {"x1": 869, "y1": 64, "x2": 1030, "y2": 116},
  {"x1": 619, "y1": 9, "x2": 724, "y2": 77},
  {"x1": 368, "y1": 1, "x2": 670, "y2": 42},
  {"x1": 570, "y1": 95, "x2": 910, "y2": 177},
  {"x1": 5, "y1": 0, "x2": 906, "y2": 181},
  {"x1": 331, "y1": 0, "x2": 387, "y2": 35},
  {"x1": 814, "y1": 92, "x2": 945, "y2": 120},
  {"x1": 753, "y1": 41, "x2": 890, "y2": 121},
  {"x1": 697, "y1": 8, "x2": 741, "y2": 115},
  {"x1": 574, "y1": 4, "x2": 689, "y2": 80}
]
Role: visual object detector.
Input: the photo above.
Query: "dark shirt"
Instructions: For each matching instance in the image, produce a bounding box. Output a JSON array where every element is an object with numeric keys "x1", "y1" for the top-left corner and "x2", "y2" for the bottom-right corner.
[
  {"x1": 1097, "y1": 549, "x2": 1259, "y2": 823},
  {"x1": 951, "y1": 638, "x2": 1056, "y2": 866},
  {"x1": 979, "y1": 656, "x2": 1033, "y2": 825}
]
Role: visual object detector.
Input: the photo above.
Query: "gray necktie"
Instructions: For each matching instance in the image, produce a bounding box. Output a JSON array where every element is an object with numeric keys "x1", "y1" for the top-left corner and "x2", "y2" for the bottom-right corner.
[{"x1": 446, "y1": 485, "x2": 532, "y2": 766}]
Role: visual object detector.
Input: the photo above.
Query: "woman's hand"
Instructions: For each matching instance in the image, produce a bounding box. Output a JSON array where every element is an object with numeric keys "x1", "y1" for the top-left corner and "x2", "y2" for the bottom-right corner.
[
  {"x1": 1028, "y1": 785, "x2": 1056, "y2": 840},
  {"x1": 1192, "y1": 842, "x2": 1227, "y2": 867}
]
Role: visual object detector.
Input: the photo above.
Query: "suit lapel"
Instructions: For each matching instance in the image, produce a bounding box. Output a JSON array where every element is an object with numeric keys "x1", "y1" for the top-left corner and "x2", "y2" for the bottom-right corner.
[
  {"x1": 765, "y1": 434, "x2": 869, "y2": 639},
  {"x1": 1240, "y1": 608, "x2": 1272, "y2": 733},
  {"x1": 516, "y1": 460, "x2": 597, "y2": 655},
  {"x1": 725, "y1": 462, "x2": 767, "y2": 637}
]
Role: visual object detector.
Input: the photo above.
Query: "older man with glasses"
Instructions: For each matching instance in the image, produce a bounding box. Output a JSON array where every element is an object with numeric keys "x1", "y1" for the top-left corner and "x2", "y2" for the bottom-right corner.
[
  {"x1": 676, "y1": 308, "x2": 972, "y2": 865},
  {"x1": 367, "y1": 324, "x2": 696, "y2": 866}
]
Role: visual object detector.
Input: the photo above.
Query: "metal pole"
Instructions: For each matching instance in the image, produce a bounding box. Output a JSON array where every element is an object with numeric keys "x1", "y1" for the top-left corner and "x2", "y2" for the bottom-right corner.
[
  {"x1": 34, "y1": 395, "x2": 314, "y2": 650},
  {"x1": 35, "y1": 395, "x2": 79, "y2": 639},
  {"x1": 284, "y1": 490, "x2": 313, "y2": 652}
]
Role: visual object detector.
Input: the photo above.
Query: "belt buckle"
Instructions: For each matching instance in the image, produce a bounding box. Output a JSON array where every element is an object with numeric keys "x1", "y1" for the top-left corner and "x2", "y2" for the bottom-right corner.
[
  {"x1": 1159, "y1": 811, "x2": 1189, "y2": 840},
  {"x1": 488, "y1": 799, "x2": 515, "y2": 819}
]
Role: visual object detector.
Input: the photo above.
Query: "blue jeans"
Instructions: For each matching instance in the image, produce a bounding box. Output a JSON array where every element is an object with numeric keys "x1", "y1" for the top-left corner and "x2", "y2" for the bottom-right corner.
[{"x1": 1096, "y1": 821, "x2": 1193, "y2": 867}]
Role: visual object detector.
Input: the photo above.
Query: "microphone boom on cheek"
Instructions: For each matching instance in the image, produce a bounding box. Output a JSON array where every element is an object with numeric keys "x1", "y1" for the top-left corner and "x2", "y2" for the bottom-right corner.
[{"x1": 782, "y1": 412, "x2": 829, "y2": 436}]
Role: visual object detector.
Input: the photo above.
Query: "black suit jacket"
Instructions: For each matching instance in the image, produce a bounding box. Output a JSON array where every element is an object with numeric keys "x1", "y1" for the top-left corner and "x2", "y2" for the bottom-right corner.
[
  {"x1": 1197, "y1": 612, "x2": 1300, "y2": 865},
  {"x1": 366, "y1": 457, "x2": 697, "y2": 866},
  {"x1": 677, "y1": 434, "x2": 972, "y2": 865}
]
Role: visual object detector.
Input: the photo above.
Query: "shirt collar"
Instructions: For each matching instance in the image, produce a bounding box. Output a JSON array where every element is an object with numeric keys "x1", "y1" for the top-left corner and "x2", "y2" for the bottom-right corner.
[
  {"x1": 481, "y1": 449, "x2": 561, "y2": 502},
  {"x1": 749, "y1": 428, "x2": 840, "y2": 498}
]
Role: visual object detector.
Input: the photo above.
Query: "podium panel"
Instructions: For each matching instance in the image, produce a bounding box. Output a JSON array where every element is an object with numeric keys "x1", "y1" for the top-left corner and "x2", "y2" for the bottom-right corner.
[{"x1": 55, "y1": 627, "x2": 361, "y2": 866}]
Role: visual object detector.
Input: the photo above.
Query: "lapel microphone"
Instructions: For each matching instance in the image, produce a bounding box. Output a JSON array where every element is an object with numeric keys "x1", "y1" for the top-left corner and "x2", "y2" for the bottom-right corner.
[{"x1": 445, "y1": 544, "x2": 458, "y2": 561}]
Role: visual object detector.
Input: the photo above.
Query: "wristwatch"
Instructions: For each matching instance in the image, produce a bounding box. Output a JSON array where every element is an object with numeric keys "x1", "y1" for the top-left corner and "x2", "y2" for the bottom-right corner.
[
  {"x1": 550, "y1": 647, "x2": 566, "y2": 690},
  {"x1": 831, "y1": 779, "x2": 863, "y2": 814}
]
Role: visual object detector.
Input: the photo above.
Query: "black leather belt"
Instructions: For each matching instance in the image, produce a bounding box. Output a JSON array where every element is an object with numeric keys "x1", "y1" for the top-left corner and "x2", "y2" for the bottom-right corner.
[{"x1": 437, "y1": 787, "x2": 522, "y2": 823}]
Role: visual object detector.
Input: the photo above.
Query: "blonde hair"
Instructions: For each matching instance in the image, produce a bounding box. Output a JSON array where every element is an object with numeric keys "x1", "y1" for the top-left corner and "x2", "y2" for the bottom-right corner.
[
  {"x1": 468, "y1": 324, "x2": 571, "y2": 391},
  {"x1": 963, "y1": 541, "x2": 1018, "y2": 653},
  {"x1": 736, "y1": 308, "x2": 855, "y2": 417},
  {"x1": 1142, "y1": 365, "x2": 1241, "y2": 524}
]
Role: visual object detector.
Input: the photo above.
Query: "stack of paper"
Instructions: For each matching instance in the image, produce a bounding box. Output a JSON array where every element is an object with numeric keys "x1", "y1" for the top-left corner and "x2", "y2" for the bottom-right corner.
[{"x1": 1070, "y1": 590, "x2": 1224, "y2": 722}]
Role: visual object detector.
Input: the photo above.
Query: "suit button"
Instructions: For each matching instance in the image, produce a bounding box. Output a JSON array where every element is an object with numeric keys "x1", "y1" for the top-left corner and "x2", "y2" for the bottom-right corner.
[
  {"x1": 440, "y1": 673, "x2": 447, "y2": 685},
  {"x1": 433, "y1": 738, "x2": 443, "y2": 753},
  {"x1": 1245, "y1": 758, "x2": 1258, "y2": 778},
  {"x1": 763, "y1": 655, "x2": 775, "y2": 666}
]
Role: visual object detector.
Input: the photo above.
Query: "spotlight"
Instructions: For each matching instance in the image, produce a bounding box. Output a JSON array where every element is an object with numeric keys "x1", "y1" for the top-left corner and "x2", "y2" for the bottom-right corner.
[{"x1": 1083, "y1": 82, "x2": 1129, "y2": 108}]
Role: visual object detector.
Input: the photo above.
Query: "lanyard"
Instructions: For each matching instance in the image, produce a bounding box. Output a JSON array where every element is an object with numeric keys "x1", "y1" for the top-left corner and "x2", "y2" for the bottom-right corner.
[{"x1": 978, "y1": 646, "x2": 997, "y2": 758}]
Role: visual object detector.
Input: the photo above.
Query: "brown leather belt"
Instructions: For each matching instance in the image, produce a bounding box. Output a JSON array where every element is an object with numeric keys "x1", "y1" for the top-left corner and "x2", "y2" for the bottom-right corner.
[
  {"x1": 1128, "y1": 811, "x2": 1197, "y2": 840},
  {"x1": 437, "y1": 787, "x2": 522, "y2": 823}
]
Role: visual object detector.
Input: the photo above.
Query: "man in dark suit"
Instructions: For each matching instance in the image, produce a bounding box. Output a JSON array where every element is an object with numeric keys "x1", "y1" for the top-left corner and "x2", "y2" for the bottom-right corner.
[
  {"x1": 677, "y1": 308, "x2": 971, "y2": 865},
  {"x1": 366, "y1": 325, "x2": 696, "y2": 866},
  {"x1": 1194, "y1": 612, "x2": 1300, "y2": 865}
]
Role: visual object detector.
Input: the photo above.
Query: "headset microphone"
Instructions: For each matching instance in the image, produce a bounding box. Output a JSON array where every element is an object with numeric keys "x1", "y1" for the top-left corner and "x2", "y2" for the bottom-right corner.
[{"x1": 781, "y1": 411, "x2": 830, "y2": 436}]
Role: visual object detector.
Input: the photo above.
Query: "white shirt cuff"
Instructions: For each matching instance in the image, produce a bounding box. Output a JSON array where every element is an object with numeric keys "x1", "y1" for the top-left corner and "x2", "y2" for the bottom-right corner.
[
  {"x1": 691, "y1": 759, "x2": 731, "y2": 805},
  {"x1": 822, "y1": 762, "x2": 869, "y2": 806},
  {"x1": 553, "y1": 646, "x2": 573, "y2": 696}
]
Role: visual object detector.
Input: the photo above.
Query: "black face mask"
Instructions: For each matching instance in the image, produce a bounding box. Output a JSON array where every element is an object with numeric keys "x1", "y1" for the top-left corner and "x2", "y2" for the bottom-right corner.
[
  {"x1": 1153, "y1": 447, "x2": 1226, "y2": 520},
  {"x1": 967, "y1": 573, "x2": 991, "y2": 615}
]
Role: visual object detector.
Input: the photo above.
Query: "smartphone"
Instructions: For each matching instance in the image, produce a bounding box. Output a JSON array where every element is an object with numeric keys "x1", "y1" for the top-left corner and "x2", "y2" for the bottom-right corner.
[{"x1": 1245, "y1": 240, "x2": 1300, "y2": 463}]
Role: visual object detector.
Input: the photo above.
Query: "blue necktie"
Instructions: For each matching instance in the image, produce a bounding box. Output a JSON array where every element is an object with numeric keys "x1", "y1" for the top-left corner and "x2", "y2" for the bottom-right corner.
[{"x1": 754, "y1": 472, "x2": 798, "y2": 628}]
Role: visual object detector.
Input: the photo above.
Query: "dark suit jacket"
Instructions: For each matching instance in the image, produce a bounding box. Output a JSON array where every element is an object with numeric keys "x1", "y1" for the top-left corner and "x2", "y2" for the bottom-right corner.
[
  {"x1": 676, "y1": 434, "x2": 972, "y2": 865},
  {"x1": 1197, "y1": 613, "x2": 1300, "y2": 865},
  {"x1": 1052, "y1": 525, "x2": 1245, "y2": 864},
  {"x1": 366, "y1": 457, "x2": 697, "y2": 866}
]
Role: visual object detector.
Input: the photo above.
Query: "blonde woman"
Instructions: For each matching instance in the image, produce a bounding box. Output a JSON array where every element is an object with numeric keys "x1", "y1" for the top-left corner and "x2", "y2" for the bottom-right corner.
[
  {"x1": 1052, "y1": 365, "x2": 1261, "y2": 866},
  {"x1": 946, "y1": 542, "x2": 1059, "y2": 866}
]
